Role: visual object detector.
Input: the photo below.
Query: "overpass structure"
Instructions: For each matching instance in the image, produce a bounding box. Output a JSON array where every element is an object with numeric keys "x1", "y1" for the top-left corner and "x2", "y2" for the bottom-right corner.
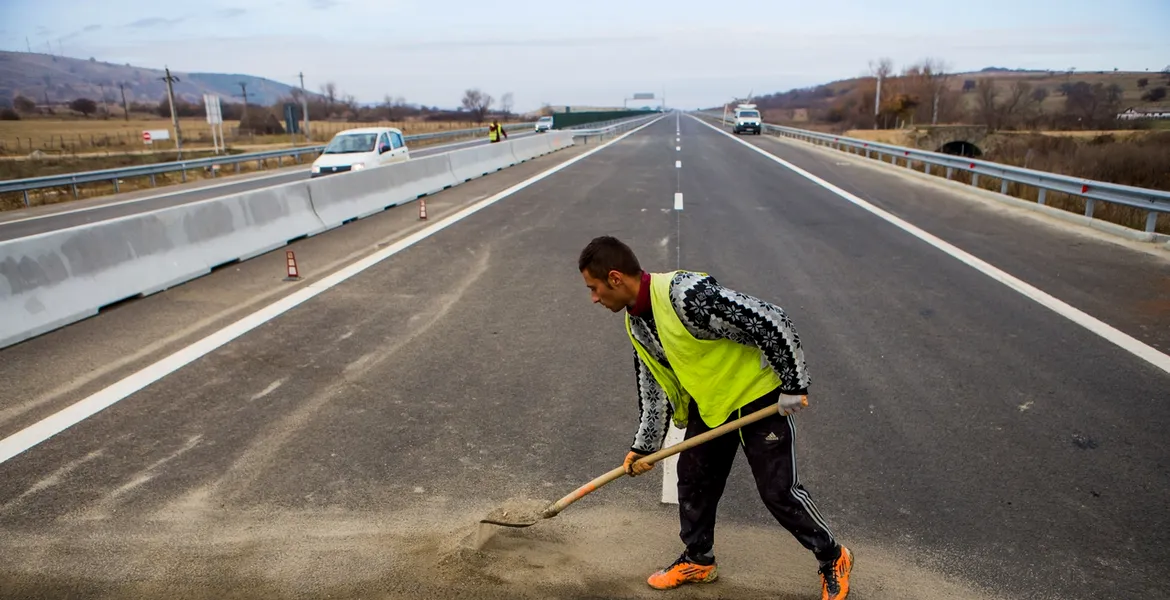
[{"x1": 0, "y1": 109, "x2": 1167, "y2": 600}]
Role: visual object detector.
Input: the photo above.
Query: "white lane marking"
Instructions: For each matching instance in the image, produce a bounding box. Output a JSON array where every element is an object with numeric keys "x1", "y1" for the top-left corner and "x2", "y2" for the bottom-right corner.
[
  {"x1": 691, "y1": 116, "x2": 1170, "y2": 376},
  {"x1": 0, "y1": 134, "x2": 535, "y2": 228},
  {"x1": 675, "y1": 160, "x2": 681, "y2": 169},
  {"x1": 674, "y1": 192, "x2": 684, "y2": 210},
  {"x1": 0, "y1": 118, "x2": 665, "y2": 466},
  {"x1": 660, "y1": 424, "x2": 687, "y2": 504}
]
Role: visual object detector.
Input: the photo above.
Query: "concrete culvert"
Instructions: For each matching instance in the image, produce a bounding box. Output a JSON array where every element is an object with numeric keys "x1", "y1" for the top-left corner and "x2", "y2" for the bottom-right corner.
[{"x1": 938, "y1": 141, "x2": 983, "y2": 158}]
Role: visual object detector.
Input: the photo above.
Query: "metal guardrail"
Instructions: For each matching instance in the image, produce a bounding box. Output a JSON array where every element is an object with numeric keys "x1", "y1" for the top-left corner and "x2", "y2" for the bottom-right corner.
[
  {"x1": 568, "y1": 114, "x2": 661, "y2": 144},
  {"x1": 699, "y1": 112, "x2": 1170, "y2": 234},
  {"x1": 0, "y1": 122, "x2": 536, "y2": 206}
]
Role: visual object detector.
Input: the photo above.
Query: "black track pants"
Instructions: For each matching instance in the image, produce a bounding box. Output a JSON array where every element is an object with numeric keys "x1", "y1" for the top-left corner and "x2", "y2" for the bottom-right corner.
[{"x1": 676, "y1": 390, "x2": 841, "y2": 562}]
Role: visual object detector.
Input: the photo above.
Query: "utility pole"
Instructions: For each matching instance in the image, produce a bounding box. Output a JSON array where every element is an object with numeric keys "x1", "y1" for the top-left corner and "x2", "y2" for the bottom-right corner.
[
  {"x1": 26, "y1": 37, "x2": 31, "y2": 53},
  {"x1": 932, "y1": 89, "x2": 940, "y2": 126},
  {"x1": 119, "y1": 83, "x2": 130, "y2": 121},
  {"x1": 236, "y1": 82, "x2": 249, "y2": 123},
  {"x1": 874, "y1": 73, "x2": 883, "y2": 129},
  {"x1": 160, "y1": 67, "x2": 183, "y2": 157},
  {"x1": 299, "y1": 71, "x2": 310, "y2": 143}
]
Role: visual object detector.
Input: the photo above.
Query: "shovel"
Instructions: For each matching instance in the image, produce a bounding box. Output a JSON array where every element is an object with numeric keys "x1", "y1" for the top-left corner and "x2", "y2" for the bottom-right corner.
[{"x1": 480, "y1": 403, "x2": 780, "y2": 528}]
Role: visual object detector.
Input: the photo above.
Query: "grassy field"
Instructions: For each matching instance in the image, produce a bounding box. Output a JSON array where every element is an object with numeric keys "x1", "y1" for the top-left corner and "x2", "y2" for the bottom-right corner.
[{"x1": 0, "y1": 117, "x2": 513, "y2": 157}]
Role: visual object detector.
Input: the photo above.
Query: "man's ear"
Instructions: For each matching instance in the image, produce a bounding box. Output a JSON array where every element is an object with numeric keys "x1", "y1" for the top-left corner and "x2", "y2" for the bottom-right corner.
[{"x1": 607, "y1": 270, "x2": 623, "y2": 288}]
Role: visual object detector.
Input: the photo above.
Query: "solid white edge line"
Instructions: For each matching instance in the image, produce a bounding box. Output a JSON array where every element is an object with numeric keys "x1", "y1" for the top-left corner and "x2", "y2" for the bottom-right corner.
[
  {"x1": 691, "y1": 115, "x2": 1170, "y2": 376},
  {"x1": 0, "y1": 117, "x2": 666, "y2": 466},
  {"x1": 660, "y1": 424, "x2": 687, "y2": 504},
  {"x1": 674, "y1": 192, "x2": 684, "y2": 210},
  {"x1": 0, "y1": 133, "x2": 537, "y2": 228}
]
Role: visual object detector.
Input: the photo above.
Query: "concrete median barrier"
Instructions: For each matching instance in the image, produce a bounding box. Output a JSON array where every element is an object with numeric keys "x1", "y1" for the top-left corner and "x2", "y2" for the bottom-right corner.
[
  {"x1": 307, "y1": 155, "x2": 457, "y2": 229},
  {"x1": 0, "y1": 181, "x2": 324, "y2": 349},
  {"x1": 510, "y1": 136, "x2": 554, "y2": 163},
  {"x1": 0, "y1": 128, "x2": 582, "y2": 349},
  {"x1": 447, "y1": 143, "x2": 517, "y2": 182}
]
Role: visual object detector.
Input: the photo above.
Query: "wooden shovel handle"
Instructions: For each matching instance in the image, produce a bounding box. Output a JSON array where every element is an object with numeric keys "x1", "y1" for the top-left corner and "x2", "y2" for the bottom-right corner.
[{"x1": 541, "y1": 403, "x2": 779, "y2": 518}]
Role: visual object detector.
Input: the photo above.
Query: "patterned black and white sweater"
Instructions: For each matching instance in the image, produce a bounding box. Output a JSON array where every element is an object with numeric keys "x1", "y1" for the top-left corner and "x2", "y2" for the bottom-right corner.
[{"x1": 628, "y1": 271, "x2": 811, "y2": 454}]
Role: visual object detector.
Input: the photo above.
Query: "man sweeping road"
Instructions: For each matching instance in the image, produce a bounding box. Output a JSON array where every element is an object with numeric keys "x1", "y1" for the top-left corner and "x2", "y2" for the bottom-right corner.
[{"x1": 578, "y1": 236, "x2": 853, "y2": 600}]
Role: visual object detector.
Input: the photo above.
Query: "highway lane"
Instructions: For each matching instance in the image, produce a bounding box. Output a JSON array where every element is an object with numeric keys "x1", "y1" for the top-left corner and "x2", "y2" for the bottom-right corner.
[
  {"x1": 1, "y1": 115, "x2": 1167, "y2": 599},
  {"x1": 0, "y1": 130, "x2": 540, "y2": 242}
]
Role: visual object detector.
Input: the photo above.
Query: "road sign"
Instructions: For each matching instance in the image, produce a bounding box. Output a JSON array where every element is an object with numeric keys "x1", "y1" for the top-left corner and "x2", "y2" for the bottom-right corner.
[
  {"x1": 632, "y1": 93, "x2": 655, "y2": 100},
  {"x1": 142, "y1": 129, "x2": 170, "y2": 145},
  {"x1": 203, "y1": 94, "x2": 223, "y2": 125}
]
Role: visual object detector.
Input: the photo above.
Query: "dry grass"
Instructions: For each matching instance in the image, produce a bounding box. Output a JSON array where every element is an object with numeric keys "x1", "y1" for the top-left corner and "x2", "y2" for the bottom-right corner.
[
  {"x1": 834, "y1": 130, "x2": 1170, "y2": 234},
  {"x1": 0, "y1": 118, "x2": 509, "y2": 156}
]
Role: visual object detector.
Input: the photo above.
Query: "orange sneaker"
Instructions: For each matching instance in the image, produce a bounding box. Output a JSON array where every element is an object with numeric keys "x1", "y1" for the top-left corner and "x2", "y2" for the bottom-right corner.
[
  {"x1": 646, "y1": 552, "x2": 718, "y2": 590},
  {"x1": 819, "y1": 546, "x2": 854, "y2": 600}
]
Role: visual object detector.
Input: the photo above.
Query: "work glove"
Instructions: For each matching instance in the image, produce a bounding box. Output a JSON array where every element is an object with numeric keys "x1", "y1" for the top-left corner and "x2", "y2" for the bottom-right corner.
[
  {"x1": 778, "y1": 393, "x2": 809, "y2": 416},
  {"x1": 623, "y1": 451, "x2": 654, "y2": 477}
]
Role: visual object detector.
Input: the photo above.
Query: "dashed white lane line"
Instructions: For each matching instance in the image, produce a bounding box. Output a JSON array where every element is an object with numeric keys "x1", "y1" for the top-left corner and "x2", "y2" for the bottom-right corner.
[
  {"x1": 0, "y1": 117, "x2": 666, "y2": 466},
  {"x1": 676, "y1": 146, "x2": 681, "y2": 151},
  {"x1": 674, "y1": 192, "x2": 684, "y2": 210},
  {"x1": 676, "y1": 160, "x2": 681, "y2": 168},
  {"x1": 691, "y1": 115, "x2": 1170, "y2": 377}
]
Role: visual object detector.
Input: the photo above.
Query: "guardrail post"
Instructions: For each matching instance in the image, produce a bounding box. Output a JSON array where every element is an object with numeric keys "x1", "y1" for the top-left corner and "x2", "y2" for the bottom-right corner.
[
  {"x1": 258, "y1": 159, "x2": 264, "y2": 170},
  {"x1": 181, "y1": 167, "x2": 187, "y2": 183},
  {"x1": 150, "y1": 174, "x2": 157, "y2": 187},
  {"x1": 946, "y1": 167, "x2": 953, "y2": 179},
  {"x1": 1000, "y1": 180, "x2": 1009, "y2": 195},
  {"x1": 71, "y1": 181, "x2": 79, "y2": 200},
  {"x1": 235, "y1": 162, "x2": 241, "y2": 174},
  {"x1": 22, "y1": 190, "x2": 30, "y2": 207},
  {"x1": 1085, "y1": 198, "x2": 1095, "y2": 218},
  {"x1": 971, "y1": 173, "x2": 980, "y2": 187},
  {"x1": 1147, "y1": 211, "x2": 1159, "y2": 233},
  {"x1": 1037, "y1": 188, "x2": 1047, "y2": 205},
  {"x1": 113, "y1": 177, "x2": 119, "y2": 193},
  {"x1": 278, "y1": 155, "x2": 284, "y2": 167}
]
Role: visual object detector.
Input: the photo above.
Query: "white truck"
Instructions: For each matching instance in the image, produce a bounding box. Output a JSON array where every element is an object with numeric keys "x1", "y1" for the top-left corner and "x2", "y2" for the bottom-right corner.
[{"x1": 732, "y1": 104, "x2": 762, "y2": 135}]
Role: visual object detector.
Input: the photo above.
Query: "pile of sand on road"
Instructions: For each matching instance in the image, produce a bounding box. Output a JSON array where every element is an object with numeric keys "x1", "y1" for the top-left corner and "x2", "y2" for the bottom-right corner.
[{"x1": 0, "y1": 496, "x2": 1009, "y2": 600}]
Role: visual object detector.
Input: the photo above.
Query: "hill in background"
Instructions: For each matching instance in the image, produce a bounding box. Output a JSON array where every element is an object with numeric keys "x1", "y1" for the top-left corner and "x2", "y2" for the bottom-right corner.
[
  {"x1": 0, "y1": 51, "x2": 313, "y2": 108},
  {"x1": 725, "y1": 65, "x2": 1170, "y2": 131}
]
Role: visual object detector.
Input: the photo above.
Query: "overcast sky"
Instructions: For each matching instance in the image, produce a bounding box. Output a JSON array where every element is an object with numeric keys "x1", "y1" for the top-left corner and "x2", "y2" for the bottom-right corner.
[{"x1": 1, "y1": 0, "x2": 1167, "y2": 111}]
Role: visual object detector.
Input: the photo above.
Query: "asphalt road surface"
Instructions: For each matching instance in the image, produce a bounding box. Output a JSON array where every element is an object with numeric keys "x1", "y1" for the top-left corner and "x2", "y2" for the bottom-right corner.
[
  {"x1": 1, "y1": 114, "x2": 1167, "y2": 600},
  {"x1": 0, "y1": 131, "x2": 539, "y2": 242}
]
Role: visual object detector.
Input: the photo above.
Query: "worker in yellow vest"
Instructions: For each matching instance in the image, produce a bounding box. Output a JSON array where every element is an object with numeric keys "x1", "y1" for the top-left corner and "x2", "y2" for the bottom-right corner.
[
  {"x1": 578, "y1": 236, "x2": 853, "y2": 600},
  {"x1": 489, "y1": 120, "x2": 508, "y2": 143}
]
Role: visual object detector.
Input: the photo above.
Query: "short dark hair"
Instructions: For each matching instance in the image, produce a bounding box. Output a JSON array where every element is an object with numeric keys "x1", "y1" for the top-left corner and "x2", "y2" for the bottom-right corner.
[{"x1": 578, "y1": 236, "x2": 642, "y2": 280}]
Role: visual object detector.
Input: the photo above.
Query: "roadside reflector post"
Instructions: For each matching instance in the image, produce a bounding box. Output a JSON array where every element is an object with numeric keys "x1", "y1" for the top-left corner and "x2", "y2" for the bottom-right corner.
[
  {"x1": 284, "y1": 251, "x2": 301, "y2": 281},
  {"x1": 419, "y1": 198, "x2": 428, "y2": 220}
]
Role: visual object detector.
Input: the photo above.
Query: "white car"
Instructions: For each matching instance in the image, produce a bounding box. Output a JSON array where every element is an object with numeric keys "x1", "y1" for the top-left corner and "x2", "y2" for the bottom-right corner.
[
  {"x1": 311, "y1": 127, "x2": 410, "y2": 178},
  {"x1": 534, "y1": 116, "x2": 554, "y2": 133}
]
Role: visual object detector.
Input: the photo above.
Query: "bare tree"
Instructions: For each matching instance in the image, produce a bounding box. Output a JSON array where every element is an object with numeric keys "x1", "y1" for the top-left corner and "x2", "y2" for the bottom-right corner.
[
  {"x1": 921, "y1": 58, "x2": 951, "y2": 125},
  {"x1": 461, "y1": 88, "x2": 494, "y2": 122},
  {"x1": 500, "y1": 92, "x2": 514, "y2": 117},
  {"x1": 997, "y1": 80, "x2": 1033, "y2": 129},
  {"x1": 868, "y1": 58, "x2": 894, "y2": 128},
  {"x1": 320, "y1": 82, "x2": 337, "y2": 110},
  {"x1": 974, "y1": 79, "x2": 1000, "y2": 130}
]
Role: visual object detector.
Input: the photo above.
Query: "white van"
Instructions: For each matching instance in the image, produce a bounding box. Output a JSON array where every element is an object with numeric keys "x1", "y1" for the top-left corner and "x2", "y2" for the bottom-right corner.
[
  {"x1": 535, "y1": 116, "x2": 554, "y2": 133},
  {"x1": 733, "y1": 104, "x2": 762, "y2": 135},
  {"x1": 311, "y1": 127, "x2": 410, "y2": 177}
]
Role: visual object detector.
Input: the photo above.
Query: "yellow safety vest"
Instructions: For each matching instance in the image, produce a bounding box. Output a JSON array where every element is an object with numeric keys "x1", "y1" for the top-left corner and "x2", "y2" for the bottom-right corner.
[
  {"x1": 625, "y1": 271, "x2": 783, "y2": 428},
  {"x1": 489, "y1": 124, "x2": 502, "y2": 142}
]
